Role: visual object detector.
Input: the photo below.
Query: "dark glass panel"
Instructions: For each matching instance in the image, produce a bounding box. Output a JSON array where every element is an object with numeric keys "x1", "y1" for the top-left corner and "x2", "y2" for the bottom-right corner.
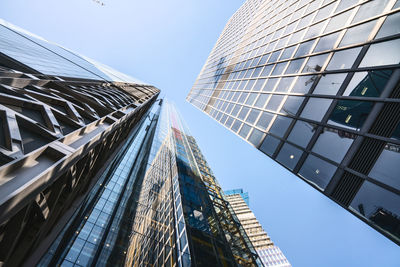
[
  {"x1": 259, "y1": 135, "x2": 281, "y2": 156},
  {"x1": 280, "y1": 96, "x2": 305, "y2": 116},
  {"x1": 276, "y1": 143, "x2": 303, "y2": 170},
  {"x1": 312, "y1": 127, "x2": 354, "y2": 163},
  {"x1": 369, "y1": 143, "x2": 400, "y2": 190},
  {"x1": 342, "y1": 70, "x2": 392, "y2": 97},
  {"x1": 299, "y1": 154, "x2": 337, "y2": 190},
  {"x1": 350, "y1": 181, "x2": 400, "y2": 242},
  {"x1": 376, "y1": 12, "x2": 400, "y2": 38},
  {"x1": 313, "y1": 73, "x2": 347, "y2": 95},
  {"x1": 288, "y1": 120, "x2": 317, "y2": 148},
  {"x1": 328, "y1": 100, "x2": 374, "y2": 130},
  {"x1": 269, "y1": 115, "x2": 292, "y2": 137},
  {"x1": 248, "y1": 128, "x2": 264, "y2": 146}
]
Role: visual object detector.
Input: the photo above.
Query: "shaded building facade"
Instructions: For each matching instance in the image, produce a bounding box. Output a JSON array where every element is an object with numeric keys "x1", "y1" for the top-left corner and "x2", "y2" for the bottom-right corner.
[
  {"x1": 0, "y1": 21, "x2": 261, "y2": 266},
  {"x1": 187, "y1": 0, "x2": 400, "y2": 245},
  {"x1": 225, "y1": 189, "x2": 291, "y2": 267}
]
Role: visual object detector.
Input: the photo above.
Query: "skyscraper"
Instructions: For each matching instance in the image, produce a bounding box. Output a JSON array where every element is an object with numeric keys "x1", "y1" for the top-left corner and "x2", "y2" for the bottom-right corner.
[
  {"x1": 187, "y1": 0, "x2": 400, "y2": 245},
  {"x1": 225, "y1": 189, "x2": 291, "y2": 267},
  {"x1": 0, "y1": 20, "x2": 261, "y2": 266}
]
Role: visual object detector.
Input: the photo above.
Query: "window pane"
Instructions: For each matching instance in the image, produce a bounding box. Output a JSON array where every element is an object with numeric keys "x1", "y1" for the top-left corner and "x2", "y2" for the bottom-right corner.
[
  {"x1": 340, "y1": 20, "x2": 377, "y2": 47},
  {"x1": 231, "y1": 119, "x2": 242, "y2": 132},
  {"x1": 369, "y1": 143, "x2": 400, "y2": 190},
  {"x1": 328, "y1": 100, "x2": 374, "y2": 130},
  {"x1": 254, "y1": 94, "x2": 269, "y2": 108},
  {"x1": 271, "y1": 62, "x2": 288, "y2": 75},
  {"x1": 304, "y1": 21, "x2": 327, "y2": 39},
  {"x1": 239, "y1": 124, "x2": 251, "y2": 138},
  {"x1": 359, "y1": 39, "x2": 400, "y2": 67},
  {"x1": 253, "y1": 79, "x2": 266, "y2": 91},
  {"x1": 299, "y1": 154, "x2": 337, "y2": 190},
  {"x1": 269, "y1": 115, "x2": 293, "y2": 137},
  {"x1": 312, "y1": 127, "x2": 354, "y2": 163},
  {"x1": 276, "y1": 143, "x2": 303, "y2": 170},
  {"x1": 280, "y1": 45, "x2": 297, "y2": 60},
  {"x1": 238, "y1": 107, "x2": 250, "y2": 120},
  {"x1": 266, "y1": 95, "x2": 285, "y2": 111},
  {"x1": 314, "y1": 73, "x2": 347, "y2": 95},
  {"x1": 335, "y1": 0, "x2": 358, "y2": 13},
  {"x1": 303, "y1": 54, "x2": 329, "y2": 73},
  {"x1": 350, "y1": 181, "x2": 400, "y2": 242},
  {"x1": 261, "y1": 64, "x2": 274, "y2": 77},
  {"x1": 295, "y1": 39, "x2": 316, "y2": 57},
  {"x1": 313, "y1": 2, "x2": 335, "y2": 22},
  {"x1": 288, "y1": 120, "x2": 317, "y2": 148},
  {"x1": 301, "y1": 98, "x2": 333, "y2": 121},
  {"x1": 285, "y1": 58, "x2": 306, "y2": 74},
  {"x1": 314, "y1": 32, "x2": 341, "y2": 52},
  {"x1": 342, "y1": 70, "x2": 392, "y2": 97},
  {"x1": 248, "y1": 128, "x2": 264, "y2": 146},
  {"x1": 376, "y1": 12, "x2": 400, "y2": 38},
  {"x1": 262, "y1": 78, "x2": 279, "y2": 92},
  {"x1": 246, "y1": 109, "x2": 261, "y2": 124},
  {"x1": 326, "y1": 47, "x2": 362, "y2": 70},
  {"x1": 275, "y1": 77, "x2": 295, "y2": 92},
  {"x1": 259, "y1": 135, "x2": 281, "y2": 156},
  {"x1": 324, "y1": 9, "x2": 353, "y2": 33},
  {"x1": 256, "y1": 111, "x2": 274, "y2": 130},
  {"x1": 352, "y1": 0, "x2": 390, "y2": 23},
  {"x1": 280, "y1": 96, "x2": 305, "y2": 116},
  {"x1": 291, "y1": 75, "x2": 316, "y2": 94}
]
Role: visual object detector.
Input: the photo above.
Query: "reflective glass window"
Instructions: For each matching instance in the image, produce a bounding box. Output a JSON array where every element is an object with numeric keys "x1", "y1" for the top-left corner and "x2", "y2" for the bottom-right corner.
[
  {"x1": 342, "y1": 70, "x2": 392, "y2": 97},
  {"x1": 313, "y1": 2, "x2": 335, "y2": 22},
  {"x1": 324, "y1": 9, "x2": 353, "y2": 33},
  {"x1": 369, "y1": 143, "x2": 400, "y2": 190},
  {"x1": 268, "y1": 50, "x2": 282, "y2": 63},
  {"x1": 288, "y1": 120, "x2": 316, "y2": 148},
  {"x1": 246, "y1": 109, "x2": 260, "y2": 125},
  {"x1": 252, "y1": 67, "x2": 263, "y2": 78},
  {"x1": 248, "y1": 128, "x2": 264, "y2": 146},
  {"x1": 295, "y1": 39, "x2": 316, "y2": 57},
  {"x1": 314, "y1": 32, "x2": 340, "y2": 52},
  {"x1": 231, "y1": 119, "x2": 242, "y2": 132},
  {"x1": 238, "y1": 107, "x2": 250, "y2": 120},
  {"x1": 285, "y1": 58, "x2": 306, "y2": 74},
  {"x1": 261, "y1": 64, "x2": 274, "y2": 77},
  {"x1": 303, "y1": 53, "x2": 329, "y2": 73},
  {"x1": 271, "y1": 62, "x2": 288, "y2": 75},
  {"x1": 291, "y1": 75, "x2": 316, "y2": 94},
  {"x1": 225, "y1": 116, "x2": 234, "y2": 128},
  {"x1": 376, "y1": 12, "x2": 400, "y2": 38},
  {"x1": 299, "y1": 154, "x2": 337, "y2": 190},
  {"x1": 288, "y1": 29, "x2": 307, "y2": 45},
  {"x1": 276, "y1": 143, "x2": 303, "y2": 170},
  {"x1": 269, "y1": 115, "x2": 293, "y2": 137},
  {"x1": 280, "y1": 45, "x2": 297, "y2": 60},
  {"x1": 313, "y1": 73, "x2": 347, "y2": 95},
  {"x1": 340, "y1": 20, "x2": 377, "y2": 47},
  {"x1": 231, "y1": 104, "x2": 241, "y2": 116},
  {"x1": 280, "y1": 96, "x2": 305, "y2": 116},
  {"x1": 266, "y1": 95, "x2": 285, "y2": 111},
  {"x1": 328, "y1": 100, "x2": 374, "y2": 130},
  {"x1": 259, "y1": 135, "x2": 281, "y2": 156},
  {"x1": 256, "y1": 112, "x2": 274, "y2": 130},
  {"x1": 301, "y1": 98, "x2": 333, "y2": 121},
  {"x1": 245, "y1": 93, "x2": 258, "y2": 105},
  {"x1": 391, "y1": 120, "x2": 400, "y2": 140},
  {"x1": 304, "y1": 21, "x2": 327, "y2": 39},
  {"x1": 296, "y1": 12, "x2": 315, "y2": 30},
  {"x1": 350, "y1": 181, "x2": 400, "y2": 241},
  {"x1": 335, "y1": 0, "x2": 359, "y2": 13},
  {"x1": 263, "y1": 78, "x2": 279, "y2": 92},
  {"x1": 326, "y1": 47, "x2": 362, "y2": 70},
  {"x1": 254, "y1": 94, "x2": 269, "y2": 108},
  {"x1": 352, "y1": 0, "x2": 390, "y2": 23},
  {"x1": 244, "y1": 79, "x2": 256, "y2": 90},
  {"x1": 312, "y1": 127, "x2": 354, "y2": 163},
  {"x1": 239, "y1": 123, "x2": 251, "y2": 138},
  {"x1": 238, "y1": 93, "x2": 249, "y2": 103},
  {"x1": 253, "y1": 79, "x2": 266, "y2": 91},
  {"x1": 359, "y1": 39, "x2": 400, "y2": 67},
  {"x1": 275, "y1": 77, "x2": 295, "y2": 93}
]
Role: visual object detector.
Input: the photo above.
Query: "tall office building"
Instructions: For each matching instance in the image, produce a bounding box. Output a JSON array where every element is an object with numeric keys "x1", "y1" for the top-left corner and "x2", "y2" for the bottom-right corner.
[
  {"x1": 187, "y1": 0, "x2": 400, "y2": 245},
  {"x1": 0, "y1": 21, "x2": 261, "y2": 266},
  {"x1": 225, "y1": 189, "x2": 291, "y2": 267}
]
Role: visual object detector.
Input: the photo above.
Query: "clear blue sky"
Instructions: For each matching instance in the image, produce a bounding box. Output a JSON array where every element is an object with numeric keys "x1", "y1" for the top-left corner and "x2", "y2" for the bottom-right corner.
[{"x1": 1, "y1": 0, "x2": 399, "y2": 266}]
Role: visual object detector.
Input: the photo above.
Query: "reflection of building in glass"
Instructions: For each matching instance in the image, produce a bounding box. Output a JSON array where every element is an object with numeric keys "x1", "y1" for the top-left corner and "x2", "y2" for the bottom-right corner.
[
  {"x1": 0, "y1": 21, "x2": 260, "y2": 266},
  {"x1": 225, "y1": 189, "x2": 291, "y2": 267},
  {"x1": 187, "y1": 0, "x2": 400, "y2": 245}
]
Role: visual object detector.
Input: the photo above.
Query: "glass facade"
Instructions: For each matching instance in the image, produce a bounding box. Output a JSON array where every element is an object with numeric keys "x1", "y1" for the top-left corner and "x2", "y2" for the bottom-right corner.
[
  {"x1": 38, "y1": 101, "x2": 261, "y2": 266},
  {"x1": 187, "y1": 0, "x2": 400, "y2": 245}
]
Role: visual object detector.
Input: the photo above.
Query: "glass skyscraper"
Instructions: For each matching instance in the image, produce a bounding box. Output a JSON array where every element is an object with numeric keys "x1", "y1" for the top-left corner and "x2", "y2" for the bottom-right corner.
[
  {"x1": 187, "y1": 0, "x2": 400, "y2": 245},
  {"x1": 0, "y1": 21, "x2": 261, "y2": 266},
  {"x1": 225, "y1": 189, "x2": 291, "y2": 267}
]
